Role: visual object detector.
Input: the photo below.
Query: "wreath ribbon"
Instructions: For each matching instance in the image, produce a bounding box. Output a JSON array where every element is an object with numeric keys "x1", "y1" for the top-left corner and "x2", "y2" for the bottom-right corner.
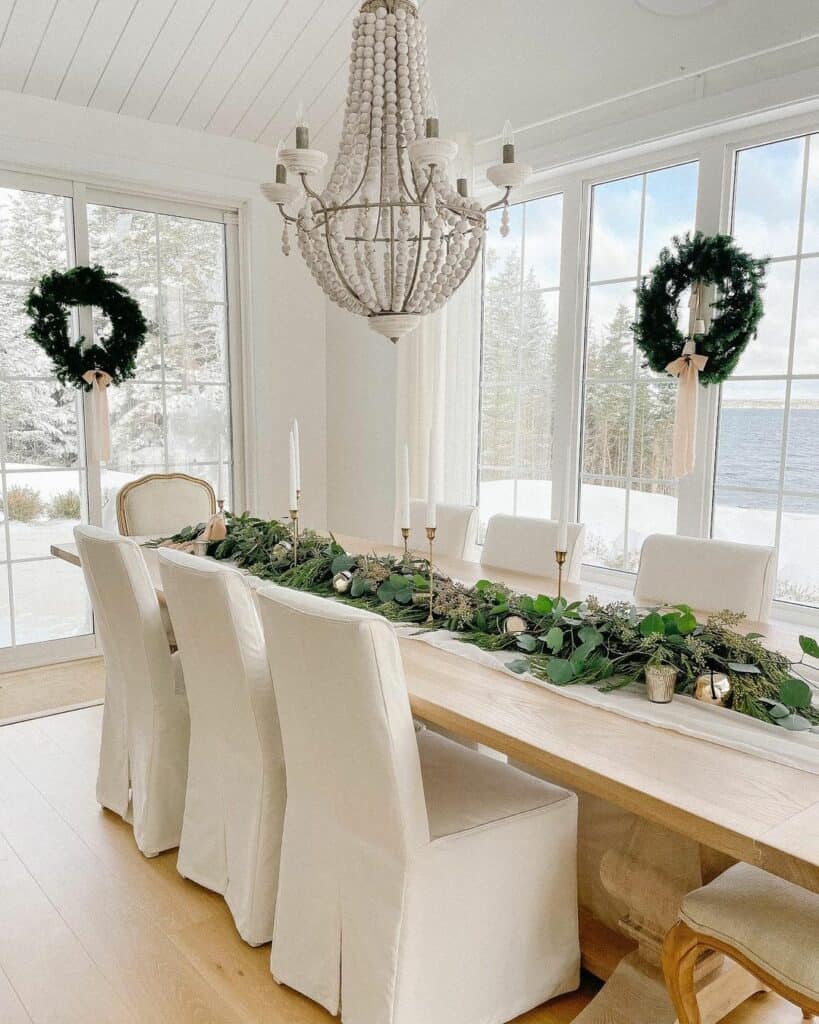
[
  {"x1": 666, "y1": 343, "x2": 708, "y2": 479},
  {"x1": 81, "y1": 369, "x2": 112, "y2": 464}
]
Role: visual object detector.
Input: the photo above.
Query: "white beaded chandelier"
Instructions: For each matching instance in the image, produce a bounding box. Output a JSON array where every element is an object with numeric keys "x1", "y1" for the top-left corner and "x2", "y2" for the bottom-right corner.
[{"x1": 260, "y1": 0, "x2": 531, "y2": 342}]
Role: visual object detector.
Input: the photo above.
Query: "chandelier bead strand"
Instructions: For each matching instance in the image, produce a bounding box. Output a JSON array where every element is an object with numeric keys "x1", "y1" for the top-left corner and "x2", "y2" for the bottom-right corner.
[{"x1": 261, "y1": 0, "x2": 532, "y2": 342}]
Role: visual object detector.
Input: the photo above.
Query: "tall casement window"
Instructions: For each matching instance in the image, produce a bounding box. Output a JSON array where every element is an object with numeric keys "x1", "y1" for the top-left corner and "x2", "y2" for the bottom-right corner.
[
  {"x1": 477, "y1": 193, "x2": 563, "y2": 532},
  {"x1": 579, "y1": 162, "x2": 699, "y2": 571},
  {"x1": 714, "y1": 135, "x2": 819, "y2": 607},
  {"x1": 0, "y1": 175, "x2": 240, "y2": 660},
  {"x1": 0, "y1": 184, "x2": 91, "y2": 647},
  {"x1": 87, "y1": 204, "x2": 234, "y2": 529}
]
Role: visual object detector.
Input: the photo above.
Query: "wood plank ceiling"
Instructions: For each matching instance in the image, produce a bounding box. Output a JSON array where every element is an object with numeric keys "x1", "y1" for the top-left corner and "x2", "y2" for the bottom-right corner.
[{"x1": 0, "y1": 0, "x2": 357, "y2": 147}]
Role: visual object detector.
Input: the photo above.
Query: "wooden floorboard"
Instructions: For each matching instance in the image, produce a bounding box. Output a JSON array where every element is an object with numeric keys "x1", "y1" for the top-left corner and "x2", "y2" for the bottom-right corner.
[{"x1": 0, "y1": 704, "x2": 799, "y2": 1023}]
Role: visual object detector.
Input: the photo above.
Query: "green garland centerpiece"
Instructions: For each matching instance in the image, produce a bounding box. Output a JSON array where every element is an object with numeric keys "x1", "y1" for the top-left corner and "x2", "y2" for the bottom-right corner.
[
  {"x1": 158, "y1": 514, "x2": 819, "y2": 735},
  {"x1": 26, "y1": 265, "x2": 147, "y2": 390},
  {"x1": 633, "y1": 231, "x2": 767, "y2": 386}
]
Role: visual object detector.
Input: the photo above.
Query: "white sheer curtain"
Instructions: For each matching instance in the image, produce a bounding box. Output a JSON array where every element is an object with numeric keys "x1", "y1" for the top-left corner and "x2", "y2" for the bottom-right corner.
[{"x1": 395, "y1": 265, "x2": 482, "y2": 523}]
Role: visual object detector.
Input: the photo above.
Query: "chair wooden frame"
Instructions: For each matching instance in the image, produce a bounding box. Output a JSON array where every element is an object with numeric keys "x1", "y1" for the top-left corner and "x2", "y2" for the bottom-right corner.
[
  {"x1": 116, "y1": 472, "x2": 216, "y2": 536},
  {"x1": 663, "y1": 920, "x2": 818, "y2": 1023}
]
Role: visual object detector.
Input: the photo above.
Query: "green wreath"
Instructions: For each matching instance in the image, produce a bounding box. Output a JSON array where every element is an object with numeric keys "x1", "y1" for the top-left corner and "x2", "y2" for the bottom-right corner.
[
  {"x1": 633, "y1": 232, "x2": 767, "y2": 386},
  {"x1": 26, "y1": 265, "x2": 147, "y2": 390}
]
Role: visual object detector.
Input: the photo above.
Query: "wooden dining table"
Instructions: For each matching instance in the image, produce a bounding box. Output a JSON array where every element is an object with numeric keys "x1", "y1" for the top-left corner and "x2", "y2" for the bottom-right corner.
[{"x1": 52, "y1": 534, "x2": 819, "y2": 1024}]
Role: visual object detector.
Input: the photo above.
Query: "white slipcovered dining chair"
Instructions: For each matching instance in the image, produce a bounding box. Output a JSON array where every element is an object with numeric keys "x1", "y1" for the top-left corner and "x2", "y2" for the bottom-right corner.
[
  {"x1": 116, "y1": 472, "x2": 216, "y2": 537},
  {"x1": 158, "y1": 550, "x2": 286, "y2": 946},
  {"x1": 634, "y1": 534, "x2": 776, "y2": 621},
  {"x1": 74, "y1": 525, "x2": 189, "y2": 857},
  {"x1": 480, "y1": 513, "x2": 585, "y2": 583},
  {"x1": 255, "y1": 584, "x2": 580, "y2": 1024},
  {"x1": 400, "y1": 499, "x2": 478, "y2": 560}
]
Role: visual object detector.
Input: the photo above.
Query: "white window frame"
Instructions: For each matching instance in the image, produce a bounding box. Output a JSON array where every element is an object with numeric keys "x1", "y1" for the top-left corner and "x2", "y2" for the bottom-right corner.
[
  {"x1": 0, "y1": 169, "x2": 248, "y2": 671},
  {"x1": 476, "y1": 108, "x2": 819, "y2": 627}
]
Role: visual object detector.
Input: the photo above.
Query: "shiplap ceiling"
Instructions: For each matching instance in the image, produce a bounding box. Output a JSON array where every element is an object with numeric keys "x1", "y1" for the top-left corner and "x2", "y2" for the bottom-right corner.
[
  {"x1": 0, "y1": 0, "x2": 818, "y2": 152},
  {"x1": 0, "y1": 0, "x2": 358, "y2": 147}
]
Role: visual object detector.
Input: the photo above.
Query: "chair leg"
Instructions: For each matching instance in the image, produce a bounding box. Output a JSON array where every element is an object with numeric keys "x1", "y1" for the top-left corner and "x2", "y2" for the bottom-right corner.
[
  {"x1": 802, "y1": 1012, "x2": 815, "y2": 1022},
  {"x1": 662, "y1": 921, "x2": 703, "y2": 1024}
]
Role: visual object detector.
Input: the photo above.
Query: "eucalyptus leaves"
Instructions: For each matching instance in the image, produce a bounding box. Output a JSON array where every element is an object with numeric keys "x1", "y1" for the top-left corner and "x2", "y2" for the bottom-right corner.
[{"x1": 160, "y1": 514, "x2": 818, "y2": 733}]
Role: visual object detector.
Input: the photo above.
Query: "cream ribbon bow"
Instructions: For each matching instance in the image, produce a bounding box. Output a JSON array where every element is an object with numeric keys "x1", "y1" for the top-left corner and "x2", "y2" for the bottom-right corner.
[
  {"x1": 81, "y1": 369, "x2": 113, "y2": 464},
  {"x1": 666, "y1": 340, "x2": 708, "y2": 479}
]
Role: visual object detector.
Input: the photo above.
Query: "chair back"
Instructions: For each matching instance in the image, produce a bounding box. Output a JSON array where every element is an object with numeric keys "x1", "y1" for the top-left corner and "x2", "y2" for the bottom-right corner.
[
  {"x1": 255, "y1": 585, "x2": 429, "y2": 857},
  {"x1": 158, "y1": 549, "x2": 282, "y2": 768},
  {"x1": 403, "y1": 499, "x2": 477, "y2": 559},
  {"x1": 634, "y1": 534, "x2": 776, "y2": 621},
  {"x1": 117, "y1": 472, "x2": 216, "y2": 537},
  {"x1": 480, "y1": 513, "x2": 585, "y2": 582},
  {"x1": 74, "y1": 525, "x2": 176, "y2": 709}
]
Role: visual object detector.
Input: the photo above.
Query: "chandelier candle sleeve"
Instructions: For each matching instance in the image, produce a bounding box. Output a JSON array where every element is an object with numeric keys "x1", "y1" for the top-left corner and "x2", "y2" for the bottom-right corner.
[{"x1": 259, "y1": 0, "x2": 531, "y2": 342}]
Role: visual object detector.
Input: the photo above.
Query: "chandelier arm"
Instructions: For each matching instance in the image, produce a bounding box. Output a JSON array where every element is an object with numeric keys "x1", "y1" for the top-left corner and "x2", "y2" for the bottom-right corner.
[
  {"x1": 401, "y1": 199, "x2": 426, "y2": 313},
  {"x1": 299, "y1": 173, "x2": 328, "y2": 210},
  {"x1": 482, "y1": 186, "x2": 513, "y2": 214},
  {"x1": 277, "y1": 204, "x2": 298, "y2": 224}
]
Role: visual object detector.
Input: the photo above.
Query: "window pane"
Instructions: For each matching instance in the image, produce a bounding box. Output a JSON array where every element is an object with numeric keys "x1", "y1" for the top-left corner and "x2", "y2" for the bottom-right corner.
[
  {"x1": 734, "y1": 259, "x2": 795, "y2": 376},
  {"x1": 715, "y1": 380, "x2": 786, "y2": 493},
  {"x1": 108, "y1": 382, "x2": 165, "y2": 470},
  {"x1": 0, "y1": 187, "x2": 69, "y2": 283},
  {"x1": 524, "y1": 194, "x2": 562, "y2": 290},
  {"x1": 13, "y1": 557, "x2": 91, "y2": 645},
  {"x1": 582, "y1": 382, "x2": 631, "y2": 479},
  {"x1": 793, "y1": 257, "x2": 819, "y2": 374},
  {"x1": 484, "y1": 203, "x2": 523, "y2": 284},
  {"x1": 478, "y1": 195, "x2": 563, "y2": 529},
  {"x1": 166, "y1": 384, "x2": 230, "y2": 466},
  {"x1": 642, "y1": 162, "x2": 699, "y2": 275},
  {"x1": 778, "y1": 494, "x2": 819, "y2": 606},
  {"x1": 632, "y1": 381, "x2": 677, "y2": 482},
  {"x1": 159, "y1": 216, "x2": 225, "y2": 303},
  {"x1": 0, "y1": 282, "x2": 56, "y2": 378},
  {"x1": 0, "y1": 380, "x2": 81, "y2": 468},
  {"x1": 800, "y1": 133, "x2": 819, "y2": 254},
  {"x1": 589, "y1": 175, "x2": 642, "y2": 282},
  {"x1": 713, "y1": 489, "x2": 778, "y2": 548},
  {"x1": 785, "y1": 381, "x2": 819, "y2": 492},
  {"x1": 580, "y1": 478, "x2": 628, "y2": 570},
  {"x1": 164, "y1": 300, "x2": 227, "y2": 382},
  {"x1": 4, "y1": 470, "x2": 85, "y2": 560},
  {"x1": 733, "y1": 137, "x2": 804, "y2": 259},
  {"x1": 585, "y1": 283, "x2": 635, "y2": 380}
]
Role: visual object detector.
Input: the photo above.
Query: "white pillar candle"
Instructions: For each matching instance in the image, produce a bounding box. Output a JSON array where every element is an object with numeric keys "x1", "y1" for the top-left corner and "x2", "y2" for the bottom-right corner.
[
  {"x1": 426, "y1": 428, "x2": 437, "y2": 530},
  {"x1": 292, "y1": 417, "x2": 301, "y2": 492},
  {"x1": 400, "y1": 443, "x2": 411, "y2": 530},
  {"x1": 289, "y1": 430, "x2": 298, "y2": 511}
]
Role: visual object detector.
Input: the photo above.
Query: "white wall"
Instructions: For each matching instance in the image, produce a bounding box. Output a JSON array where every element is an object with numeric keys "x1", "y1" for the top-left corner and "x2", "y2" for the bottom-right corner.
[
  {"x1": 325, "y1": 303, "x2": 398, "y2": 544},
  {"x1": 0, "y1": 89, "x2": 327, "y2": 529}
]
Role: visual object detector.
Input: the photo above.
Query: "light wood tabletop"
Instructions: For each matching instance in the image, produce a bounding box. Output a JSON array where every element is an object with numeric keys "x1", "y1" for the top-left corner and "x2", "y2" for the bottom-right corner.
[{"x1": 51, "y1": 536, "x2": 819, "y2": 896}]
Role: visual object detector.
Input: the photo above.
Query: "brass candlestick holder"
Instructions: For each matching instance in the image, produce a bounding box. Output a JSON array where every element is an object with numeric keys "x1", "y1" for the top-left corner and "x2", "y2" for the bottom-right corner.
[
  {"x1": 289, "y1": 508, "x2": 299, "y2": 566},
  {"x1": 425, "y1": 526, "x2": 436, "y2": 623},
  {"x1": 554, "y1": 549, "x2": 567, "y2": 600},
  {"x1": 401, "y1": 526, "x2": 410, "y2": 561}
]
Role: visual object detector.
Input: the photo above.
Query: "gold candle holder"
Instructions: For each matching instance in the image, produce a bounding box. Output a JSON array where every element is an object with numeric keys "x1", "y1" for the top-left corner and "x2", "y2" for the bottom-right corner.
[
  {"x1": 401, "y1": 526, "x2": 410, "y2": 561},
  {"x1": 554, "y1": 549, "x2": 567, "y2": 600},
  {"x1": 425, "y1": 526, "x2": 436, "y2": 623},
  {"x1": 289, "y1": 508, "x2": 299, "y2": 566}
]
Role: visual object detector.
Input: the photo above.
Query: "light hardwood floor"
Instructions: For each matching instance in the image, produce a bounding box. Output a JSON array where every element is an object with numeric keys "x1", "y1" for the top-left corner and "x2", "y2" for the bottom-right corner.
[{"x1": 0, "y1": 704, "x2": 798, "y2": 1023}]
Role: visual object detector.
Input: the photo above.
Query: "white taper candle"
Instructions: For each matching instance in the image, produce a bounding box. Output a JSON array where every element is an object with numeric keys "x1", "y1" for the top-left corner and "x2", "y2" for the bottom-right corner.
[
  {"x1": 292, "y1": 418, "x2": 301, "y2": 492},
  {"x1": 289, "y1": 430, "x2": 298, "y2": 511},
  {"x1": 426, "y1": 429, "x2": 437, "y2": 530},
  {"x1": 400, "y1": 443, "x2": 411, "y2": 531},
  {"x1": 556, "y1": 469, "x2": 569, "y2": 552}
]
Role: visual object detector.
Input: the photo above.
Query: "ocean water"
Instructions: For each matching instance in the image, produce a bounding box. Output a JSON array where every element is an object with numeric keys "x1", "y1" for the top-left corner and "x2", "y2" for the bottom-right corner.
[{"x1": 717, "y1": 408, "x2": 819, "y2": 511}]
